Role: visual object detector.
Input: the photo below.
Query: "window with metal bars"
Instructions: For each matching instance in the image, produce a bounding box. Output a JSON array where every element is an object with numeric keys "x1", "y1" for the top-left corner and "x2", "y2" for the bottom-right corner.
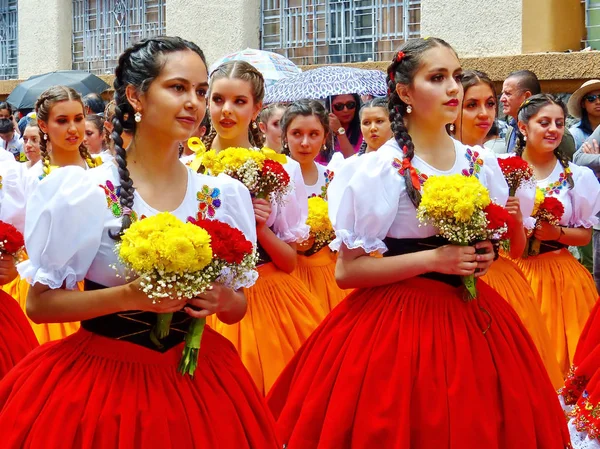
[
  {"x1": 260, "y1": 0, "x2": 420, "y2": 65},
  {"x1": 0, "y1": 0, "x2": 18, "y2": 80},
  {"x1": 72, "y1": 0, "x2": 166, "y2": 75},
  {"x1": 585, "y1": 0, "x2": 600, "y2": 49}
]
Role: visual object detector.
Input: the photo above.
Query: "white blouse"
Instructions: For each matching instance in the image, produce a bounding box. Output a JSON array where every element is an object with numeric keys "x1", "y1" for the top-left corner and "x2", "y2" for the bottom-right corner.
[
  {"x1": 535, "y1": 160, "x2": 600, "y2": 228},
  {"x1": 0, "y1": 160, "x2": 33, "y2": 234},
  {"x1": 328, "y1": 138, "x2": 509, "y2": 254},
  {"x1": 495, "y1": 152, "x2": 537, "y2": 230},
  {"x1": 18, "y1": 163, "x2": 258, "y2": 291},
  {"x1": 303, "y1": 162, "x2": 334, "y2": 199}
]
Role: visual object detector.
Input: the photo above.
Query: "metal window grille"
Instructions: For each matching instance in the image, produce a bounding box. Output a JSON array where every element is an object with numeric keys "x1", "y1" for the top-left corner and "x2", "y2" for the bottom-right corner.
[
  {"x1": 0, "y1": 0, "x2": 18, "y2": 80},
  {"x1": 260, "y1": 0, "x2": 421, "y2": 65},
  {"x1": 585, "y1": 0, "x2": 600, "y2": 50},
  {"x1": 72, "y1": 0, "x2": 166, "y2": 75}
]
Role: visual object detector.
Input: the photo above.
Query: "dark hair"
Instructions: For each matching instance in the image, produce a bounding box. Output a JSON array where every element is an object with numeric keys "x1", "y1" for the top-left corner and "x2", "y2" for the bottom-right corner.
[
  {"x1": 85, "y1": 114, "x2": 107, "y2": 151},
  {"x1": 83, "y1": 93, "x2": 106, "y2": 115},
  {"x1": 0, "y1": 102, "x2": 13, "y2": 116},
  {"x1": 111, "y1": 36, "x2": 207, "y2": 240},
  {"x1": 515, "y1": 93, "x2": 573, "y2": 189},
  {"x1": 325, "y1": 93, "x2": 362, "y2": 147},
  {"x1": 280, "y1": 99, "x2": 330, "y2": 157},
  {"x1": 358, "y1": 97, "x2": 389, "y2": 154},
  {"x1": 199, "y1": 112, "x2": 211, "y2": 135},
  {"x1": 258, "y1": 102, "x2": 286, "y2": 125},
  {"x1": 507, "y1": 70, "x2": 541, "y2": 96},
  {"x1": 578, "y1": 106, "x2": 595, "y2": 136},
  {"x1": 0, "y1": 118, "x2": 13, "y2": 134},
  {"x1": 387, "y1": 37, "x2": 457, "y2": 208},
  {"x1": 203, "y1": 61, "x2": 265, "y2": 151},
  {"x1": 456, "y1": 70, "x2": 497, "y2": 142},
  {"x1": 35, "y1": 85, "x2": 98, "y2": 178}
]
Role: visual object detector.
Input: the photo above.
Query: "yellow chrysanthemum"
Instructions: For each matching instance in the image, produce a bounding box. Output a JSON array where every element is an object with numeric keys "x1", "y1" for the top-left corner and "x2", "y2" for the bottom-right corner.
[
  {"x1": 532, "y1": 187, "x2": 545, "y2": 216},
  {"x1": 199, "y1": 147, "x2": 266, "y2": 176},
  {"x1": 307, "y1": 197, "x2": 332, "y2": 234},
  {"x1": 418, "y1": 174, "x2": 491, "y2": 223}
]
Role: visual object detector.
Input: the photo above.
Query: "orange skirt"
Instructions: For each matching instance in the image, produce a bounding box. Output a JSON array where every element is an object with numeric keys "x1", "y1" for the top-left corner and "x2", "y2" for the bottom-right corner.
[
  {"x1": 2, "y1": 276, "x2": 80, "y2": 344},
  {"x1": 513, "y1": 248, "x2": 599, "y2": 376},
  {"x1": 292, "y1": 248, "x2": 352, "y2": 313},
  {"x1": 481, "y1": 256, "x2": 563, "y2": 388},
  {"x1": 208, "y1": 263, "x2": 326, "y2": 395}
]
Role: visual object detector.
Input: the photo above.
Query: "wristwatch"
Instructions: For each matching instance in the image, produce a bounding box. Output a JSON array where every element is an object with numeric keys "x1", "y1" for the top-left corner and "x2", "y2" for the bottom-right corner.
[{"x1": 336, "y1": 127, "x2": 346, "y2": 136}]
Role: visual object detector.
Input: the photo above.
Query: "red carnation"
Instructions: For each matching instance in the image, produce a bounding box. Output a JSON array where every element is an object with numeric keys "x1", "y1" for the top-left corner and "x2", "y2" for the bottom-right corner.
[
  {"x1": 497, "y1": 156, "x2": 534, "y2": 196},
  {"x1": 484, "y1": 203, "x2": 514, "y2": 240},
  {"x1": 0, "y1": 221, "x2": 24, "y2": 256},
  {"x1": 539, "y1": 196, "x2": 565, "y2": 222},
  {"x1": 255, "y1": 160, "x2": 290, "y2": 201},
  {"x1": 189, "y1": 218, "x2": 253, "y2": 264},
  {"x1": 262, "y1": 160, "x2": 290, "y2": 185}
]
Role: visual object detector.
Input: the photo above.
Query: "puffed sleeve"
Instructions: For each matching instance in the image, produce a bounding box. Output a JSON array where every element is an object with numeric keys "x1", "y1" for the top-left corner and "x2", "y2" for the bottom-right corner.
[
  {"x1": 569, "y1": 164, "x2": 600, "y2": 228},
  {"x1": 266, "y1": 157, "x2": 310, "y2": 243},
  {"x1": 17, "y1": 166, "x2": 106, "y2": 290},
  {"x1": 0, "y1": 163, "x2": 28, "y2": 234},
  {"x1": 328, "y1": 148, "x2": 402, "y2": 254},
  {"x1": 478, "y1": 146, "x2": 509, "y2": 206}
]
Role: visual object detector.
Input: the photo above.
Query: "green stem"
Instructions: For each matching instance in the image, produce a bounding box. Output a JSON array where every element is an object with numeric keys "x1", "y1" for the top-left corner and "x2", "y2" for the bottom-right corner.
[
  {"x1": 508, "y1": 185, "x2": 517, "y2": 197},
  {"x1": 150, "y1": 313, "x2": 173, "y2": 349},
  {"x1": 461, "y1": 274, "x2": 478, "y2": 302},
  {"x1": 178, "y1": 317, "x2": 206, "y2": 377}
]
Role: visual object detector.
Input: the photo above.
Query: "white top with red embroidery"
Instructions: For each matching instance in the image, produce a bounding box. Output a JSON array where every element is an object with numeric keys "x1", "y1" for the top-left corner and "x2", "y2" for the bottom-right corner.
[
  {"x1": 18, "y1": 163, "x2": 257, "y2": 290},
  {"x1": 535, "y1": 160, "x2": 600, "y2": 228},
  {"x1": 328, "y1": 138, "x2": 509, "y2": 253}
]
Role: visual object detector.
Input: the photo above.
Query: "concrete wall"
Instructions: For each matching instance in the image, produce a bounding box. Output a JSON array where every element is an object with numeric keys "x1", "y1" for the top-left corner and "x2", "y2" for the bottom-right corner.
[
  {"x1": 166, "y1": 0, "x2": 261, "y2": 67},
  {"x1": 18, "y1": 0, "x2": 72, "y2": 78},
  {"x1": 420, "y1": 0, "x2": 522, "y2": 57}
]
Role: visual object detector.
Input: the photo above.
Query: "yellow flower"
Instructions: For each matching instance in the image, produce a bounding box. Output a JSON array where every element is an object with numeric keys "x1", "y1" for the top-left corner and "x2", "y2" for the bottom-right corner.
[
  {"x1": 196, "y1": 147, "x2": 266, "y2": 175},
  {"x1": 261, "y1": 147, "x2": 288, "y2": 164},
  {"x1": 307, "y1": 197, "x2": 332, "y2": 234},
  {"x1": 532, "y1": 187, "x2": 545, "y2": 215},
  {"x1": 418, "y1": 174, "x2": 490, "y2": 223},
  {"x1": 187, "y1": 137, "x2": 206, "y2": 154}
]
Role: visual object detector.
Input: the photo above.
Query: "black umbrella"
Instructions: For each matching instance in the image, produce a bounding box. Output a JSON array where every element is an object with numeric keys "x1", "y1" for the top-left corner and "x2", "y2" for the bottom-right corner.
[{"x1": 7, "y1": 70, "x2": 110, "y2": 110}]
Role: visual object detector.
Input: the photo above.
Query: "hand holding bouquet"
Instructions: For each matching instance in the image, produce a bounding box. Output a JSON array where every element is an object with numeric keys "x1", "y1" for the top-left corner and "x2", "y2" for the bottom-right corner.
[
  {"x1": 416, "y1": 174, "x2": 513, "y2": 300},
  {"x1": 498, "y1": 155, "x2": 535, "y2": 197},
  {"x1": 525, "y1": 195, "x2": 565, "y2": 257},
  {"x1": 298, "y1": 197, "x2": 335, "y2": 255}
]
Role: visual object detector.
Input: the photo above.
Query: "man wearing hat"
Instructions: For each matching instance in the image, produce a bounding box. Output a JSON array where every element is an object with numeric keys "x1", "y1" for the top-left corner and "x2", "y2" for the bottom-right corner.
[{"x1": 568, "y1": 80, "x2": 600, "y2": 150}]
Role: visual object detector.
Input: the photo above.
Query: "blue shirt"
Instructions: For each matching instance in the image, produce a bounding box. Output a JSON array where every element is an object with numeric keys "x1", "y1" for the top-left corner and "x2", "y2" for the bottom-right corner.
[{"x1": 569, "y1": 122, "x2": 591, "y2": 151}]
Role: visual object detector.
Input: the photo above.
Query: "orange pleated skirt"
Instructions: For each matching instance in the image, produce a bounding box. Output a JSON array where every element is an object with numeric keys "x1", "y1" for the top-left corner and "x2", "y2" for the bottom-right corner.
[
  {"x1": 2, "y1": 276, "x2": 80, "y2": 344},
  {"x1": 513, "y1": 248, "x2": 599, "y2": 376},
  {"x1": 481, "y1": 256, "x2": 563, "y2": 388},
  {"x1": 208, "y1": 262, "x2": 326, "y2": 395},
  {"x1": 291, "y1": 248, "x2": 352, "y2": 314}
]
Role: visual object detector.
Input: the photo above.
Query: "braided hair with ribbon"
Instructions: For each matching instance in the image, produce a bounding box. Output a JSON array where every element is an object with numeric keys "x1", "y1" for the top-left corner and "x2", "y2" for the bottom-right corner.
[
  {"x1": 387, "y1": 37, "x2": 456, "y2": 208},
  {"x1": 514, "y1": 93, "x2": 574, "y2": 190},
  {"x1": 110, "y1": 36, "x2": 207, "y2": 240}
]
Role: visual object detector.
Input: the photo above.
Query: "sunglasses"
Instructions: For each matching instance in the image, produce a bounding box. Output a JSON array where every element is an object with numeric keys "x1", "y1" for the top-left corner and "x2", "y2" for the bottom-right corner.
[
  {"x1": 585, "y1": 94, "x2": 600, "y2": 103},
  {"x1": 333, "y1": 101, "x2": 357, "y2": 112}
]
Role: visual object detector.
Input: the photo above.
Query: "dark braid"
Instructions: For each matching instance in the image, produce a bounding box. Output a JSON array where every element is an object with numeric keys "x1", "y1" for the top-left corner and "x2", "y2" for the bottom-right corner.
[
  {"x1": 249, "y1": 120, "x2": 264, "y2": 148},
  {"x1": 202, "y1": 127, "x2": 218, "y2": 151},
  {"x1": 110, "y1": 36, "x2": 208, "y2": 240},
  {"x1": 386, "y1": 38, "x2": 455, "y2": 207},
  {"x1": 516, "y1": 93, "x2": 574, "y2": 189}
]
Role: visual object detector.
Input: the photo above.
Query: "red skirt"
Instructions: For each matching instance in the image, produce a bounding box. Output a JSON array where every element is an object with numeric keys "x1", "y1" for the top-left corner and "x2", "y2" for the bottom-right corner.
[
  {"x1": 0, "y1": 327, "x2": 279, "y2": 448},
  {"x1": 560, "y1": 300, "x2": 600, "y2": 443},
  {"x1": 0, "y1": 290, "x2": 38, "y2": 380},
  {"x1": 267, "y1": 277, "x2": 571, "y2": 449}
]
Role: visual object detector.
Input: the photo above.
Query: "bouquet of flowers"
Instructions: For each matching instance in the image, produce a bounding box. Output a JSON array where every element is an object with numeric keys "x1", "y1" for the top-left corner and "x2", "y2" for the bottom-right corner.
[
  {"x1": 115, "y1": 212, "x2": 257, "y2": 376},
  {"x1": 193, "y1": 147, "x2": 291, "y2": 205},
  {"x1": 0, "y1": 220, "x2": 25, "y2": 260},
  {"x1": 297, "y1": 197, "x2": 335, "y2": 255},
  {"x1": 497, "y1": 155, "x2": 535, "y2": 196},
  {"x1": 416, "y1": 174, "x2": 513, "y2": 300},
  {"x1": 525, "y1": 194, "x2": 565, "y2": 257}
]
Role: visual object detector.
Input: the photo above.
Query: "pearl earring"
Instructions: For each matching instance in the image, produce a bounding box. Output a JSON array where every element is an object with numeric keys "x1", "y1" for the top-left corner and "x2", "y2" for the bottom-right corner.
[
  {"x1": 43, "y1": 133, "x2": 48, "y2": 140},
  {"x1": 134, "y1": 111, "x2": 142, "y2": 123},
  {"x1": 449, "y1": 124, "x2": 455, "y2": 132},
  {"x1": 406, "y1": 105, "x2": 412, "y2": 114}
]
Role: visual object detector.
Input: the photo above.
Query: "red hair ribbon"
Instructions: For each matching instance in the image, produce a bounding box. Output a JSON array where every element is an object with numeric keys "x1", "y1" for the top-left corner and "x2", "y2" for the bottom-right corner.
[
  {"x1": 399, "y1": 158, "x2": 421, "y2": 191},
  {"x1": 395, "y1": 51, "x2": 405, "y2": 63}
]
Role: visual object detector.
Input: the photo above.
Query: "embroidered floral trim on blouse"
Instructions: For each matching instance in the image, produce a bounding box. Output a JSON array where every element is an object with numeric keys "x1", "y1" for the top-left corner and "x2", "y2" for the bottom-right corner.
[
  {"x1": 571, "y1": 390, "x2": 600, "y2": 440},
  {"x1": 195, "y1": 184, "x2": 221, "y2": 220},
  {"x1": 544, "y1": 170, "x2": 570, "y2": 195},
  {"x1": 99, "y1": 180, "x2": 145, "y2": 221},
  {"x1": 461, "y1": 148, "x2": 484, "y2": 178},
  {"x1": 560, "y1": 365, "x2": 589, "y2": 406}
]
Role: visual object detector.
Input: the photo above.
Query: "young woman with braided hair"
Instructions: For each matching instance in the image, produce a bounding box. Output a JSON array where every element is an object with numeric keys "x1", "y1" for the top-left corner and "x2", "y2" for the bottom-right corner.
[
  {"x1": 449, "y1": 70, "x2": 564, "y2": 387},
  {"x1": 267, "y1": 38, "x2": 571, "y2": 449},
  {"x1": 0, "y1": 36, "x2": 279, "y2": 448},
  {"x1": 200, "y1": 60, "x2": 324, "y2": 395},
  {"x1": 507, "y1": 94, "x2": 600, "y2": 378}
]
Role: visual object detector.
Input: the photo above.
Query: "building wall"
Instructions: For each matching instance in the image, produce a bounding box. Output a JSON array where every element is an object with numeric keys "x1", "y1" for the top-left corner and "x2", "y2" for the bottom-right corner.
[
  {"x1": 166, "y1": 0, "x2": 261, "y2": 66},
  {"x1": 522, "y1": 0, "x2": 584, "y2": 53},
  {"x1": 420, "y1": 0, "x2": 522, "y2": 57},
  {"x1": 18, "y1": 0, "x2": 73, "y2": 79}
]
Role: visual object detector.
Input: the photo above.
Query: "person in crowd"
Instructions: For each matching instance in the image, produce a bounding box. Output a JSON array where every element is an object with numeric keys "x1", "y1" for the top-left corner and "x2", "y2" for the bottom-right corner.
[
  {"x1": 258, "y1": 102, "x2": 286, "y2": 153},
  {"x1": 83, "y1": 92, "x2": 106, "y2": 115},
  {"x1": 316, "y1": 93, "x2": 363, "y2": 163},
  {"x1": 84, "y1": 114, "x2": 107, "y2": 155},
  {"x1": 103, "y1": 99, "x2": 133, "y2": 153},
  {"x1": 180, "y1": 113, "x2": 210, "y2": 160},
  {"x1": 483, "y1": 121, "x2": 506, "y2": 154},
  {"x1": 0, "y1": 36, "x2": 279, "y2": 448},
  {"x1": 0, "y1": 117, "x2": 24, "y2": 162},
  {"x1": 568, "y1": 80, "x2": 600, "y2": 150},
  {"x1": 267, "y1": 37, "x2": 571, "y2": 449},
  {"x1": 202, "y1": 60, "x2": 324, "y2": 395},
  {"x1": 21, "y1": 121, "x2": 42, "y2": 168}
]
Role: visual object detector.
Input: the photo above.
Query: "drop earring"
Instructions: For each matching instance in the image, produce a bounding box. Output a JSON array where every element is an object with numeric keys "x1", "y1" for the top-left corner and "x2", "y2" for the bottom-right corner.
[
  {"x1": 449, "y1": 124, "x2": 455, "y2": 132},
  {"x1": 43, "y1": 133, "x2": 48, "y2": 140},
  {"x1": 252, "y1": 120, "x2": 258, "y2": 129},
  {"x1": 134, "y1": 111, "x2": 142, "y2": 123},
  {"x1": 406, "y1": 105, "x2": 412, "y2": 114}
]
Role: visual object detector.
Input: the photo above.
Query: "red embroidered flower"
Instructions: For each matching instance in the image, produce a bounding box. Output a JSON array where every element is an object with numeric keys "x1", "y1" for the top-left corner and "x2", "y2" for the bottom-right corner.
[
  {"x1": 0, "y1": 221, "x2": 25, "y2": 256},
  {"x1": 483, "y1": 203, "x2": 514, "y2": 239},
  {"x1": 189, "y1": 218, "x2": 253, "y2": 264}
]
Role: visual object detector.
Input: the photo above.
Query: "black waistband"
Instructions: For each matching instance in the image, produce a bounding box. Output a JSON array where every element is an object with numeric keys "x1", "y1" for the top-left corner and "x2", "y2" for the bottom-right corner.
[
  {"x1": 383, "y1": 236, "x2": 462, "y2": 287},
  {"x1": 538, "y1": 240, "x2": 568, "y2": 255},
  {"x1": 81, "y1": 279, "x2": 191, "y2": 352}
]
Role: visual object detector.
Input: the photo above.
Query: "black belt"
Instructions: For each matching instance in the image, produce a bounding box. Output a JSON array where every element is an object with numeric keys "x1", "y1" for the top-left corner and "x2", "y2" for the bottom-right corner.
[
  {"x1": 383, "y1": 236, "x2": 463, "y2": 287},
  {"x1": 81, "y1": 279, "x2": 191, "y2": 352},
  {"x1": 538, "y1": 240, "x2": 567, "y2": 255}
]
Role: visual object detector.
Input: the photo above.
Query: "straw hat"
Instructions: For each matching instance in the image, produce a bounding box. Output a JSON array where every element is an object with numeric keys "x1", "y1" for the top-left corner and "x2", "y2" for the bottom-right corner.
[{"x1": 568, "y1": 79, "x2": 600, "y2": 119}]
